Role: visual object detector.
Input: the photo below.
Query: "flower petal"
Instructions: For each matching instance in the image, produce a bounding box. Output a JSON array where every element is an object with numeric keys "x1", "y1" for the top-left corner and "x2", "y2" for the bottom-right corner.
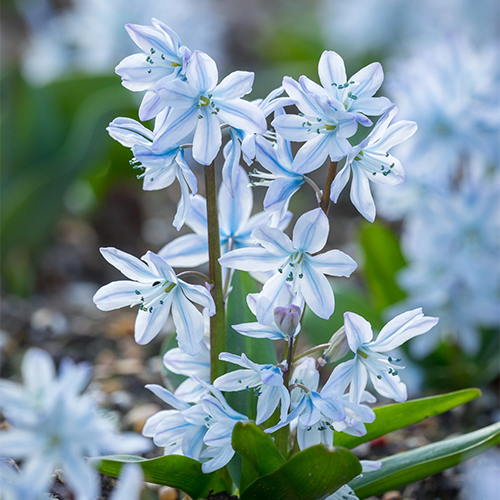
[
  {"x1": 214, "y1": 71, "x2": 254, "y2": 99},
  {"x1": 299, "y1": 262, "x2": 334, "y2": 319},
  {"x1": 272, "y1": 113, "x2": 312, "y2": 142},
  {"x1": 318, "y1": 51, "x2": 347, "y2": 90},
  {"x1": 344, "y1": 312, "x2": 373, "y2": 351},
  {"x1": 307, "y1": 250, "x2": 357, "y2": 277},
  {"x1": 134, "y1": 298, "x2": 173, "y2": 345},
  {"x1": 292, "y1": 133, "x2": 332, "y2": 173},
  {"x1": 217, "y1": 99, "x2": 266, "y2": 134},
  {"x1": 371, "y1": 309, "x2": 439, "y2": 352},
  {"x1": 100, "y1": 247, "x2": 156, "y2": 282},
  {"x1": 350, "y1": 62, "x2": 384, "y2": 99},
  {"x1": 172, "y1": 291, "x2": 205, "y2": 355},
  {"x1": 292, "y1": 208, "x2": 329, "y2": 253},
  {"x1": 159, "y1": 234, "x2": 209, "y2": 268},
  {"x1": 219, "y1": 247, "x2": 286, "y2": 272},
  {"x1": 329, "y1": 163, "x2": 351, "y2": 203},
  {"x1": 93, "y1": 281, "x2": 142, "y2": 311},
  {"x1": 107, "y1": 117, "x2": 153, "y2": 147},
  {"x1": 152, "y1": 107, "x2": 198, "y2": 153},
  {"x1": 252, "y1": 225, "x2": 294, "y2": 256},
  {"x1": 350, "y1": 165, "x2": 376, "y2": 222},
  {"x1": 186, "y1": 51, "x2": 218, "y2": 93},
  {"x1": 180, "y1": 282, "x2": 216, "y2": 315},
  {"x1": 192, "y1": 107, "x2": 222, "y2": 165}
]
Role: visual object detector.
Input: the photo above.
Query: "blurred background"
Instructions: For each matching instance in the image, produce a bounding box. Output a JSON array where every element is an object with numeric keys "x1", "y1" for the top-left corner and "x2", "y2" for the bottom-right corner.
[{"x1": 1, "y1": 0, "x2": 499, "y2": 498}]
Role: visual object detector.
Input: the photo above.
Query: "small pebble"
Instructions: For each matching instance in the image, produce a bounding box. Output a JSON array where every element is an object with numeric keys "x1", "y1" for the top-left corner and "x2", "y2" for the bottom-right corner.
[
  {"x1": 158, "y1": 485, "x2": 179, "y2": 500},
  {"x1": 382, "y1": 491, "x2": 402, "y2": 500}
]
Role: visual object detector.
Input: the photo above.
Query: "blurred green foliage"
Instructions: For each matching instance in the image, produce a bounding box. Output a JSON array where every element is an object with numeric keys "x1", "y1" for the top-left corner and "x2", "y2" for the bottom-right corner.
[{"x1": 1, "y1": 69, "x2": 139, "y2": 295}]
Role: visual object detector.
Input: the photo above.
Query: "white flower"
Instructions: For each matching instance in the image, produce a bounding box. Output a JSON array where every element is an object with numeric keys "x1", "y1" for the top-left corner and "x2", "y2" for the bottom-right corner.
[
  {"x1": 0, "y1": 349, "x2": 150, "y2": 500},
  {"x1": 152, "y1": 50, "x2": 266, "y2": 165},
  {"x1": 107, "y1": 112, "x2": 197, "y2": 229},
  {"x1": 330, "y1": 105, "x2": 416, "y2": 222},
  {"x1": 115, "y1": 19, "x2": 191, "y2": 120},
  {"x1": 214, "y1": 353, "x2": 290, "y2": 425},
  {"x1": 338, "y1": 310, "x2": 438, "y2": 403},
  {"x1": 159, "y1": 166, "x2": 291, "y2": 269},
  {"x1": 93, "y1": 247, "x2": 215, "y2": 355},
  {"x1": 163, "y1": 340, "x2": 210, "y2": 403},
  {"x1": 144, "y1": 379, "x2": 248, "y2": 474},
  {"x1": 219, "y1": 208, "x2": 357, "y2": 323}
]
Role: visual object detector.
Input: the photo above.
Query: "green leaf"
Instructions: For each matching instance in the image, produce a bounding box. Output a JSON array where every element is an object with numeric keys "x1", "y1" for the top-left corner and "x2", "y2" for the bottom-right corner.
[
  {"x1": 225, "y1": 271, "x2": 277, "y2": 418},
  {"x1": 335, "y1": 388, "x2": 481, "y2": 449},
  {"x1": 351, "y1": 421, "x2": 500, "y2": 499},
  {"x1": 232, "y1": 422, "x2": 286, "y2": 491},
  {"x1": 90, "y1": 454, "x2": 229, "y2": 499},
  {"x1": 360, "y1": 221, "x2": 406, "y2": 312},
  {"x1": 240, "y1": 445, "x2": 361, "y2": 500}
]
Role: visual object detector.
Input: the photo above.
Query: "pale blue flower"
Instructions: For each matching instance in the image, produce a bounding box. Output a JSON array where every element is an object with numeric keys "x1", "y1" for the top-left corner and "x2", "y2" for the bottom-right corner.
[
  {"x1": 315, "y1": 51, "x2": 392, "y2": 126},
  {"x1": 115, "y1": 19, "x2": 191, "y2": 121},
  {"x1": 159, "y1": 166, "x2": 291, "y2": 269},
  {"x1": 143, "y1": 384, "x2": 208, "y2": 459},
  {"x1": 222, "y1": 87, "x2": 294, "y2": 195},
  {"x1": 107, "y1": 112, "x2": 197, "y2": 230},
  {"x1": 163, "y1": 339, "x2": 210, "y2": 403},
  {"x1": 93, "y1": 247, "x2": 215, "y2": 355},
  {"x1": 0, "y1": 349, "x2": 150, "y2": 500},
  {"x1": 214, "y1": 353, "x2": 290, "y2": 425},
  {"x1": 251, "y1": 114, "x2": 312, "y2": 219},
  {"x1": 198, "y1": 381, "x2": 248, "y2": 473},
  {"x1": 330, "y1": 105, "x2": 416, "y2": 222},
  {"x1": 272, "y1": 75, "x2": 358, "y2": 173},
  {"x1": 0, "y1": 459, "x2": 51, "y2": 500},
  {"x1": 143, "y1": 379, "x2": 248, "y2": 474},
  {"x1": 152, "y1": 50, "x2": 266, "y2": 165},
  {"x1": 219, "y1": 208, "x2": 357, "y2": 323},
  {"x1": 110, "y1": 464, "x2": 144, "y2": 500},
  {"x1": 337, "y1": 310, "x2": 438, "y2": 404},
  {"x1": 267, "y1": 356, "x2": 375, "y2": 448}
]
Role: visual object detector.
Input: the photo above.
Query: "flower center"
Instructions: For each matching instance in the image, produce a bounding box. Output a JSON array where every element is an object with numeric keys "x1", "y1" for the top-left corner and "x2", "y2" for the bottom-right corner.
[
  {"x1": 196, "y1": 94, "x2": 220, "y2": 117},
  {"x1": 145, "y1": 47, "x2": 183, "y2": 75},
  {"x1": 135, "y1": 280, "x2": 176, "y2": 313}
]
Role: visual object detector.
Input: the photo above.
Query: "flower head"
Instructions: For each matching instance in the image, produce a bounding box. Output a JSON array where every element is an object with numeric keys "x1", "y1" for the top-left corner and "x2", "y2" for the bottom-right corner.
[
  {"x1": 152, "y1": 51, "x2": 266, "y2": 165},
  {"x1": 0, "y1": 349, "x2": 150, "y2": 500},
  {"x1": 93, "y1": 247, "x2": 215, "y2": 355},
  {"x1": 335, "y1": 310, "x2": 438, "y2": 403},
  {"x1": 214, "y1": 353, "x2": 290, "y2": 425},
  {"x1": 219, "y1": 208, "x2": 357, "y2": 323},
  {"x1": 330, "y1": 105, "x2": 417, "y2": 222}
]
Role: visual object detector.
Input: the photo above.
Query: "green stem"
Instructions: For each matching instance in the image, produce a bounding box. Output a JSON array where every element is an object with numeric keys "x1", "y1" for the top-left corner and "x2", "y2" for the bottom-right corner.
[
  {"x1": 205, "y1": 161, "x2": 226, "y2": 382},
  {"x1": 293, "y1": 343, "x2": 330, "y2": 363},
  {"x1": 320, "y1": 160, "x2": 338, "y2": 214},
  {"x1": 275, "y1": 335, "x2": 294, "y2": 457}
]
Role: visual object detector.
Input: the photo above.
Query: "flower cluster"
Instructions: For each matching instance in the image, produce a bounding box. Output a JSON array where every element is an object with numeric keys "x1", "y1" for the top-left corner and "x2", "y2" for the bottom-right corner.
[
  {"x1": 374, "y1": 37, "x2": 500, "y2": 356},
  {"x1": 1, "y1": 18, "x2": 440, "y2": 500}
]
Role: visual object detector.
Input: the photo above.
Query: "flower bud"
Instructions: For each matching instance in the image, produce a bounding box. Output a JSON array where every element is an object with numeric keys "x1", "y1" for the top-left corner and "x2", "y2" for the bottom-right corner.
[
  {"x1": 274, "y1": 304, "x2": 301, "y2": 337},
  {"x1": 324, "y1": 326, "x2": 349, "y2": 362}
]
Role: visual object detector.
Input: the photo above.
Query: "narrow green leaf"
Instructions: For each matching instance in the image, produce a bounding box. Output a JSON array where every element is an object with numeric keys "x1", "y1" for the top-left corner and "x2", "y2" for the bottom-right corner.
[
  {"x1": 240, "y1": 445, "x2": 361, "y2": 500},
  {"x1": 225, "y1": 271, "x2": 277, "y2": 419},
  {"x1": 232, "y1": 422, "x2": 286, "y2": 491},
  {"x1": 360, "y1": 221, "x2": 406, "y2": 312},
  {"x1": 351, "y1": 421, "x2": 500, "y2": 499},
  {"x1": 335, "y1": 388, "x2": 481, "y2": 449},
  {"x1": 90, "y1": 454, "x2": 228, "y2": 499}
]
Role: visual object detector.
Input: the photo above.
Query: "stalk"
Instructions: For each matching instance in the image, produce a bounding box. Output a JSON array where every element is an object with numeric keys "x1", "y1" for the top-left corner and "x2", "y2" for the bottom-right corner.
[
  {"x1": 205, "y1": 161, "x2": 226, "y2": 382},
  {"x1": 320, "y1": 160, "x2": 338, "y2": 214},
  {"x1": 275, "y1": 335, "x2": 295, "y2": 456}
]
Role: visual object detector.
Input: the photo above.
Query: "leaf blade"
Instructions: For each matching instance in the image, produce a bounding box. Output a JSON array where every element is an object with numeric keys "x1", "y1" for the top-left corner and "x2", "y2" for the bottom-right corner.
[
  {"x1": 335, "y1": 388, "x2": 481, "y2": 449},
  {"x1": 90, "y1": 454, "x2": 228, "y2": 499},
  {"x1": 240, "y1": 445, "x2": 361, "y2": 500},
  {"x1": 350, "y1": 421, "x2": 500, "y2": 499}
]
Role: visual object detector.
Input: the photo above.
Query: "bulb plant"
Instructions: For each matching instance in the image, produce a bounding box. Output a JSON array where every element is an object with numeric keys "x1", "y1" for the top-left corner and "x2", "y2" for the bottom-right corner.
[{"x1": 1, "y1": 18, "x2": 499, "y2": 500}]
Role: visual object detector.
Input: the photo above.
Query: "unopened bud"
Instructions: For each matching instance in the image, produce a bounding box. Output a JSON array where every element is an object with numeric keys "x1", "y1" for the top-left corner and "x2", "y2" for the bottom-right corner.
[
  {"x1": 274, "y1": 304, "x2": 301, "y2": 337},
  {"x1": 324, "y1": 326, "x2": 349, "y2": 362}
]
